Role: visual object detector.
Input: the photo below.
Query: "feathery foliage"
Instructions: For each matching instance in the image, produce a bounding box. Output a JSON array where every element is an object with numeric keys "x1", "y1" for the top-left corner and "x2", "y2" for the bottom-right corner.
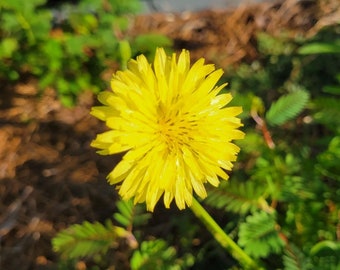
[
  {"x1": 238, "y1": 211, "x2": 285, "y2": 258},
  {"x1": 283, "y1": 244, "x2": 311, "y2": 270},
  {"x1": 205, "y1": 181, "x2": 271, "y2": 215},
  {"x1": 114, "y1": 199, "x2": 152, "y2": 229},
  {"x1": 52, "y1": 220, "x2": 131, "y2": 259},
  {"x1": 266, "y1": 88, "x2": 310, "y2": 126},
  {"x1": 130, "y1": 239, "x2": 194, "y2": 270}
]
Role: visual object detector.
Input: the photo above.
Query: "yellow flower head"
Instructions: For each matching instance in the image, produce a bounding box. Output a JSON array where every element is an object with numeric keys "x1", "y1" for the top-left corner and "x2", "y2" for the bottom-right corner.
[{"x1": 91, "y1": 48, "x2": 244, "y2": 211}]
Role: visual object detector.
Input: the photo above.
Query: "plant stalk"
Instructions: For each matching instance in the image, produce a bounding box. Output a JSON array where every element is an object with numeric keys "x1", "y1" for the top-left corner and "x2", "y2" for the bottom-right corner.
[{"x1": 190, "y1": 197, "x2": 263, "y2": 269}]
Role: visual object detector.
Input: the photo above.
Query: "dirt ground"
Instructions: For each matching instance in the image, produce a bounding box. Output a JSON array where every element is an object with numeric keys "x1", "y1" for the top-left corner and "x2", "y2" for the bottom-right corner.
[{"x1": 0, "y1": 1, "x2": 339, "y2": 269}]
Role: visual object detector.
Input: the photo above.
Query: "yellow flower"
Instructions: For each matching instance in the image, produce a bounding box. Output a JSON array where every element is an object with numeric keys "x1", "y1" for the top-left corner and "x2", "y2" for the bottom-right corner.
[{"x1": 91, "y1": 48, "x2": 244, "y2": 211}]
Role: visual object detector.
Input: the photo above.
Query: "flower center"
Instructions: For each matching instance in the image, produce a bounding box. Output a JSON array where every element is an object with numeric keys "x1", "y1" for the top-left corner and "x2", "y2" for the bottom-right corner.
[{"x1": 157, "y1": 110, "x2": 196, "y2": 150}]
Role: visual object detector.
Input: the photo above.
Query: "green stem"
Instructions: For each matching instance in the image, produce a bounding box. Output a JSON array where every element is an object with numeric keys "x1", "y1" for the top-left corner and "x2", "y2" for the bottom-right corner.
[{"x1": 190, "y1": 198, "x2": 263, "y2": 269}]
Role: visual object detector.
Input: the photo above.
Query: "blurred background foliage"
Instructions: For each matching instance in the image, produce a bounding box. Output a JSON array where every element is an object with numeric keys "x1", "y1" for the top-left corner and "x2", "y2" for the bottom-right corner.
[
  {"x1": 1, "y1": 0, "x2": 339, "y2": 269},
  {"x1": 0, "y1": 0, "x2": 172, "y2": 106}
]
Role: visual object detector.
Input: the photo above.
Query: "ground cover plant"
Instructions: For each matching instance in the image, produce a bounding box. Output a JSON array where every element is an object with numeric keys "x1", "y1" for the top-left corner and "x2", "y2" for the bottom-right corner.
[
  {"x1": 0, "y1": 0, "x2": 171, "y2": 106},
  {"x1": 0, "y1": 0, "x2": 339, "y2": 269},
  {"x1": 52, "y1": 22, "x2": 340, "y2": 270}
]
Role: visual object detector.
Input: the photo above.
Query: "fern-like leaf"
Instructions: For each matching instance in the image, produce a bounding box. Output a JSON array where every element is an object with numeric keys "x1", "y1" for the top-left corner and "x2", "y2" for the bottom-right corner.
[
  {"x1": 130, "y1": 239, "x2": 193, "y2": 270},
  {"x1": 266, "y1": 89, "x2": 310, "y2": 126},
  {"x1": 205, "y1": 181, "x2": 270, "y2": 215},
  {"x1": 52, "y1": 220, "x2": 130, "y2": 259},
  {"x1": 114, "y1": 199, "x2": 134, "y2": 228},
  {"x1": 114, "y1": 199, "x2": 151, "y2": 229},
  {"x1": 283, "y1": 244, "x2": 311, "y2": 270},
  {"x1": 238, "y1": 211, "x2": 284, "y2": 258}
]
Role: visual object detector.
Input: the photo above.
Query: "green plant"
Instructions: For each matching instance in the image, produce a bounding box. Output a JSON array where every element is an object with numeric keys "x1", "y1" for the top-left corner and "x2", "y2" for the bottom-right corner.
[
  {"x1": 130, "y1": 239, "x2": 194, "y2": 270},
  {"x1": 265, "y1": 87, "x2": 310, "y2": 126},
  {"x1": 52, "y1": 22, "x2": 340, "y2": 270},
  {"x1": 52, "y1": 199, "x2": 195, "y2": 269},
  {"x1": 238, "y1": 211, "x2": 284, "y2": 259},
  {"x1": 52, "y1": 220, "x2": 133, "y2": 259},
  {"x1": 223, "y1": 23, "x2": 340, "y2": 269},
  {"x1": 0, "y1": 0, "x2": 172, "y2": 106}
]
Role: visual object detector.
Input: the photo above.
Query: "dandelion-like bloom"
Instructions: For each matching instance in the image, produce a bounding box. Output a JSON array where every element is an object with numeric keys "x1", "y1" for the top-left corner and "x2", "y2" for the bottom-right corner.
[{"x1": 91, "y1": 48, "x2": 244, "y2": 211}]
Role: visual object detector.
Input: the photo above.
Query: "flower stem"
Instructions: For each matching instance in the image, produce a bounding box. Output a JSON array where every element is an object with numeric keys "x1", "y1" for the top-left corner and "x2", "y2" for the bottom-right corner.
[{"x1": 190, "y1": 198, "x2": 263, "y2": 269}]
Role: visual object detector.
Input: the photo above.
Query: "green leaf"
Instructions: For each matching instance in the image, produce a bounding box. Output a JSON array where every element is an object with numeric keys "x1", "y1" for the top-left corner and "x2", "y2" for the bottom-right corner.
[
  {"x1": 205, "y1": 181, "x2": 270, "y2": 214},
  {"x1": 283, "y1": 244, "x2": 311, "y2": 270},
  {"x1": 322, "y1": 85, "x2": 340, "y2": 95},
  {"x1": 310, "y1": 240, "x2": 340, "y2": 257},
  {"x1": 266, "y1": 89, "x2": 310, "y2": 126},
  {"x1": 133, "y1": 34, "x2": 173, "y2": 59},
  {"x1": 0, "y1": 38, "x2": 18, "y2": 58},
  {"x1": 312, "y1": 97, "x2": 340, "y2": 129},
  {"x1": 257, "y1": 32, "x2": 295, "y2": 55},
  {"x1": 108, "y1": 0, "x2": 141, "y2": 15},
  {"x1": 130, "y1": 239, "x2": 193, "y2": 270},
  {"x1": 59, "y1": 95, "x2": 74, "y2": 108},
  {"x1": 64, "y1": 35, "x2": 87, "y2": 56},
  {"x1": 1, "y1": 0, "x2": 46, "y2": 11},
  {"x1": 238, "y1": 211, "x2": 285, "y2": 258},
  {"x1": 52, "y1": 220, "x2": 131, "y2": 259},
  {"x1": 316, "y1": 136, "x2": 340, "y2": 181},
  {"x1": 310, "y1": 241, "x2": 340, "y2": 270},
  {"x1": 113, "y1": 199, "x2": 151, "y2": 229},
  {"x1": 298, "y1": 41, "x2": 340, "y2": 54}
]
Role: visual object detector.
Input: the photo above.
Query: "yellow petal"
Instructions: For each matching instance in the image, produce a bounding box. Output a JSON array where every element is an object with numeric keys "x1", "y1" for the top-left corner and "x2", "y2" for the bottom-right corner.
[
  {"x1": 108, "y1": 160, "x2": 134, "y2": 184},
  {"x1": 90, "y1": 48, "x2": 244, "y2": 211}
]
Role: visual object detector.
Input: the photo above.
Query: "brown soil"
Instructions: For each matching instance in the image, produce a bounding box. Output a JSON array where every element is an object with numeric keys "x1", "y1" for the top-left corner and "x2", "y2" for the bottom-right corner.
[{"x1": 0, "y1": 1, "x2": 339, "y2": 269}]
